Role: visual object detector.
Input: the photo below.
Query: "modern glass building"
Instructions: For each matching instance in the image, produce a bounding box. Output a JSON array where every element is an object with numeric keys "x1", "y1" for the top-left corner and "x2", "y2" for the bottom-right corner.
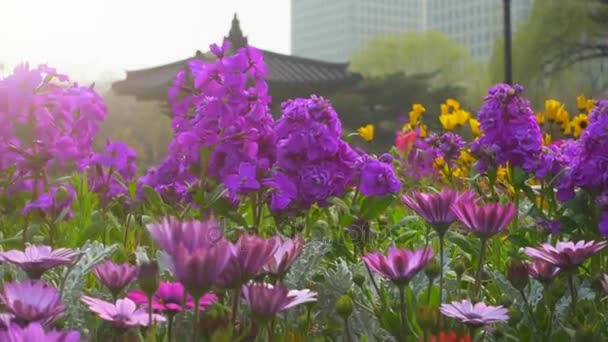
[
  {"x1": 291, "y1": 0, "x2": 533, "y2": 62},
  {"x1": 427, "y1": 0, "x2": 532, "y2": 61},
  {"x1": 291, "y1": 0, "x2": 425, "y2": 62}
]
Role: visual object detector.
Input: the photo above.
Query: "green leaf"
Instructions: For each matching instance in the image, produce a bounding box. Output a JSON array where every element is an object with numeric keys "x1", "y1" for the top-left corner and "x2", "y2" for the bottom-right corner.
[
  {"x1": 328, "y1": 197, "x2": 351, "y2": 214},
  {"x1": 360, "y1": 195, "x2": 395, "y2": 220},
  {"x1": 446, "y1": 231, "x2": 479, "y2": 256}
]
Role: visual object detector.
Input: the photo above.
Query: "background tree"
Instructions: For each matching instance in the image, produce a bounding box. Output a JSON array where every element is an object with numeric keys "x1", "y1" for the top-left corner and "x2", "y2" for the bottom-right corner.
[
  {"x1": 490, "y1": 0, "x2": 608, "y2": 105},
  {"x1": 350, "y1": 31, "x2": 489, "y2": 106},
  {"x1": 330, "y1": 72, "x2": 465, "y2": 152}
]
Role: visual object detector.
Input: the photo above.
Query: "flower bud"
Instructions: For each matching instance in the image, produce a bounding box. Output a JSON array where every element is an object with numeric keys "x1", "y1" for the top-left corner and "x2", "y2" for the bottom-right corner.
[
  {"x1": 335, "y1": 295, "x2": 353, "y2": 318},
  {"x1": 453, "y1": 260, "x2": 466, "y2": 278},
  {"x1": 425, "y1": 260, "x2": 440, "y2": 281},
  {"x1": 138, "y1": 261, "x2": 159, "y2": 298},
  {"x1": 415, "y1": 305, "x2": 438, "y2": 330},
  {"x1": 498, "y1": 295, "x2": 513, "y2": 308},
  {"x1": 353, "y1": 272, "x2": 366, "y2": 287},
  {"x1": 507, "y1": 259, "x2": 529, "y2": 291},
  {"x1": 508, "y1": 306, "x2": 521, "y2": 326}
]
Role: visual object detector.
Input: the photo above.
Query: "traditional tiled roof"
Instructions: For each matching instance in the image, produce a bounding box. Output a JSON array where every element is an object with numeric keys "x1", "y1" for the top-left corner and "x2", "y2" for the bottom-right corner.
[
  {"x1": 111, "y1": 49, "x2": 360, "y2": 100},
  {"x1": 112, "y1": 13, "x2": 360, "y2": 101}
]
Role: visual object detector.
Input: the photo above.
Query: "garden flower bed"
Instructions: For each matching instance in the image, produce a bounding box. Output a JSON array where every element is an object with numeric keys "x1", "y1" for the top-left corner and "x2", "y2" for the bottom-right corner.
[{"x1": 0, "y1": 42, "x2": 607, "y2": 341}]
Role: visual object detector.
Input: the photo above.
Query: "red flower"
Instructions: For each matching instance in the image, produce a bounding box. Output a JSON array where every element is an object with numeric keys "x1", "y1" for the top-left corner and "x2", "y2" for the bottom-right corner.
[
  {"x1": 421, "y1": 331, "x2": 473, "y2": 342},
  {"x1": 396, "y1": 131, "x2": 416, "y2": 153}
]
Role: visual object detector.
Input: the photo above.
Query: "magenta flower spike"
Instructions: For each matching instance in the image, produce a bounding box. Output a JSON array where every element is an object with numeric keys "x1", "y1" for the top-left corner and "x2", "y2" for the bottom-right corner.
[
  {"x1": 0, "y1": 244, "x2": 78, "y2": 279},
  {"x1": 451, "y1": 201, "x2": 516, "y2": 239},
  {"x1": 440, "y1": 299, "x2": 509, "y2": 327},
  {"x1": 362, "y1": 247, "x2": 434, "y2": 286},
  {"x1": 0, "y1": 280, "x2": 65, "y2": 325},
  {"x1": 81, "y1": 296, "x2": 165, "y2": 328},
  {"x1": 217, "y1": 234, "x2": 279, "y2": 289},
  {"x1": 92, "y1": 260, "x2": 138, "y2": 297},
  {"x1": 523, "y1": 240, "x2": 607, "y2": 270},
  {"x1": 127, "y1": 282, "x2": 217, "y2": 315},
  {"x1": 242, "y1": 283, "x2": 317, "y2": 321},
  {"x1": 0, "y1": 322, "x2": 80, "y2": 342},
  {"x1": 527, "y1": 259, "x2": 560, "y2": 284},
  {"x1": 402, "y1": 189, "x2": 475, "y2": 235},
  {"x1": 263, "y1": 235, "x2": 304, "y2": 276}
]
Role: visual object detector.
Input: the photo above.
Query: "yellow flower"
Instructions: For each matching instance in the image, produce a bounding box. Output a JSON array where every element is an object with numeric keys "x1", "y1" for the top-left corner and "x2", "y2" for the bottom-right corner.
[
  {"x1": 545, "y1": 99, "x2": 564, "y2": 122},
  {"x1": 555, "y1": 108, "x2": 569, "y2": 125},
  {"x1": 497, "y1": 166, "x2": 508, "y2": 182},
  {"x1": 469, "y1": 118, "x2": 482, "y2": 137},
  {"x1": 357, "y1": 124, "x2": 374, "y2": 142},
  {"x1": 535, "y1": 196, "x2": 550, "y2": 210},
  {"x1": 434, "y1": 156, "x2": 446, "y2": 169},
  {"x1": 587, "y1": 99, "x2": 595, "y2": 113},
  {"x1": 543, "y1": 133, "x2": 552, "y2": 146},
  {"x1": 419, "y1": 124, "x2": 428, "y2": 138},
  {"x1": 409, "y1": 103, "x2": 425, "y2": 126},
  {"x1": 439, "y1": 114, "x2": 456, "y2": 131},
  {"x1": 452, "y1": 167, "x2": 469, "y2": 178},
  {"x1": 458, "y1": 150, "x2": 476, "y2": 166},
  {"x1": 453, "y1": 110, "x2": 470, "y2": 126},
  {"x1": 576, "y1": 95, "x2": 587, "y2": 111},
  {"x1": 576, "y1": 95, "x2": 594, "y2": 113},
  {"x1": 446, "y1": 99, "x2": 460, "y2": 111},
  {"x1": 535, "y1": 112, "x2": 545, "y2": 125},
  {"x1": 571, "y1": 114, "x2": 589, "y2": 138},
  {"x1": 440, "y1": 99, "x2": 460, "y2": 115}
]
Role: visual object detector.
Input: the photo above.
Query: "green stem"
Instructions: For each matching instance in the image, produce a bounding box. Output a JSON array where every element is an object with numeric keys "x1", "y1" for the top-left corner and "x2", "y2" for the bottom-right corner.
[
  {"x1": 192, "y1": 296, "x2": 201, "y2": 342},
  {"x1": 344, "y1": 317, "x2": 352, "y2": 342},
  {"x1": 473, "y1": 239, "x2": 488, "y2": 297},
  {"x1": 167, "y1": 314, "x2": 174, "y2": 342},
  {"x1": 148, "y1": 296, "x2": 153, "y2": 334},
  {"x1": 399, "y1": 285, "x2": 407, "y2": 342},
  {"x1": 123, "y1": 214, "x2": 132, "y2": 248},
  {"x1": 439, "y1": 234, "x2": 445, "y2": 303},
  {"x1": 568, "y1": 272, "x2": 577, "y2": 307},
  {"x1": 519, "y1": 288, "x2": 539, "y2": 332},
  {"x1": 267, "y1": 321, "x2": 274, "y2": 341},
  {"x1": 365, "y1": 263, "x2": 381, "y2": 295},
  {"x1": 427, "y1": 277, "x2": 433, "y2": 304},
  {"x1": 231, "y1": 287, "x2": 241, "y2": 327}
]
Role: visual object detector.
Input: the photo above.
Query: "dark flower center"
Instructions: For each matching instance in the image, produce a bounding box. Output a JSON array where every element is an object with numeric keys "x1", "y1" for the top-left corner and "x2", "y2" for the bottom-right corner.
[{"x1": 578, "y1": 120, "x2": 588, "y2": 129}]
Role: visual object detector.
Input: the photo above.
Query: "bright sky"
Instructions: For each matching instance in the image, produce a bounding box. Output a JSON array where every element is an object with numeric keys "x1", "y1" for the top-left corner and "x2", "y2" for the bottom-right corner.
[{"x1": 0, "y1": 0, "x2": 290, "y2": 82}]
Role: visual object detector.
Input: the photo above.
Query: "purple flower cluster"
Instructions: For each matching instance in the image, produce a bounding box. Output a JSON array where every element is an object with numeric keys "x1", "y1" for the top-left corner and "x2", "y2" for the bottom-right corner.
[
  {"x1": 557, "y1": 101, "x2": 608, "y2": 196},
  {"x1": 553, "y1": 101, "x2": 608, "y2": 234},
  {"x1": 471, "y1": 84, "x2": 542, "y2": 173},
  {"x1": 84, "y1": 140, "x2": 137, "y2": 206},
  {"x1": 21, "y1": 185, "x2": 76, "y2": 220},
  {"x1": 401, "y1": 137, "x2": 438, "y2": 181},
  {"x1": 358, "y1": 154, "x2": 401, "y2": 197},
  {"x1": 139, "y1": 42, "x2": 275, "y2": 203},
  {"x1": 425, "y1": 132, "x2": 466, "y2": 168},
  {"x1": 268, "y1": 95, "x2": 358, "y2": 209},
  {"x1": 0, "y1": 64, "x2": 106, "y2": 192}
]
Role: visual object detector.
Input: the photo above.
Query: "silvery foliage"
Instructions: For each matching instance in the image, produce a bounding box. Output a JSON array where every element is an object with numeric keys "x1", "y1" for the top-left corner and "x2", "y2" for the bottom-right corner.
[
  {"x1": 554, "y1": 280, "x2": 595, "y2": 325},
  {"x1": 58, "y1": 241, "x2": 118, "y2": 330},
  {"x1": 285, "y1": 240, "x2": 392, "y2": 341}
]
